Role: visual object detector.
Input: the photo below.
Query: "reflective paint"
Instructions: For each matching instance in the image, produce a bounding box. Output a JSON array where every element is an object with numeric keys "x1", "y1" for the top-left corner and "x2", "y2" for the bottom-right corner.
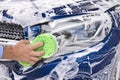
[{"x1": 0, "y1": 0, "x2": 120, "y2": 80}]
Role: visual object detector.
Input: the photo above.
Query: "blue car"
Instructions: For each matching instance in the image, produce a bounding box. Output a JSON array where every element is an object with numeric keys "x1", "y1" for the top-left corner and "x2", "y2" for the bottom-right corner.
[{"x1": 0, "y1": 0, "x2": 120, "y2": 80}]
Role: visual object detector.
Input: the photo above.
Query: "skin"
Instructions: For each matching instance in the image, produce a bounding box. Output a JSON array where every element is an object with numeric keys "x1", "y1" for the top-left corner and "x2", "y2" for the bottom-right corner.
[{"x1": 2, "y1": 40, "x2": 44, "y2": 65}]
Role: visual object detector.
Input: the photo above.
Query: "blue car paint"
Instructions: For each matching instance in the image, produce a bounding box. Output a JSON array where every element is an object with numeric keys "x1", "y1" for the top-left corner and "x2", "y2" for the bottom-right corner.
[{"x1": 0, "y1": 0, "x2": 120, "y2": 80}]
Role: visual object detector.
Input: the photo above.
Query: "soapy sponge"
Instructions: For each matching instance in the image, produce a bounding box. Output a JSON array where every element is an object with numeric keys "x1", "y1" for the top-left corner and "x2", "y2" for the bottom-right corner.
[{"x1": 19, "y1": 33, "x2": 58, "y2": 67}]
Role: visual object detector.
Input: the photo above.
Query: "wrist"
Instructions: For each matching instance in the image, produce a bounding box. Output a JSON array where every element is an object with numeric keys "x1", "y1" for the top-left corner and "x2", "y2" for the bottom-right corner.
[{"x1": 2, "y1": 46, "x2": 14, "y2": 60}]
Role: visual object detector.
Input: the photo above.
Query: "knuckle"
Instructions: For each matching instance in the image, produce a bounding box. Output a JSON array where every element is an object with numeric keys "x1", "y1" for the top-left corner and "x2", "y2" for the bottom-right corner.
[{"x1": 28, "y1": 46, "x2": 33, "y2": 50}]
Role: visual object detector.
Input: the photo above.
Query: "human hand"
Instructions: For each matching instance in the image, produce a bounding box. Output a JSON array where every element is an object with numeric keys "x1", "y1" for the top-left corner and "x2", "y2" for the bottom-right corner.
[{"x1": 2, "y1": 40, "x2": 44, "y2": 65}]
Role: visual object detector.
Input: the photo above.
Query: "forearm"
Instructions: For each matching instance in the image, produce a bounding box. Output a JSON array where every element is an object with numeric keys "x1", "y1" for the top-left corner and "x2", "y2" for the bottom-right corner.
[{"x1": 0, "y1": 40, "x2": 44, "y2": 64}]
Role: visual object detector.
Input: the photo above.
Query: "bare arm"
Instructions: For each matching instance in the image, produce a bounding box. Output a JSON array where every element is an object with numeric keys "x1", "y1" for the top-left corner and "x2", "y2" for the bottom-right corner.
[{"x1": 2, "y1": 40, "x2": 44, "y2": 65}]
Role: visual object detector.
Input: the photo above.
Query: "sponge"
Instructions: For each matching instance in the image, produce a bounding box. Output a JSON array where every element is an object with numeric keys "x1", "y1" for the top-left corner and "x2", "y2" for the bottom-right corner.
[{"x1": 19, "y1": 33, "x2": 58, "y2": 67}]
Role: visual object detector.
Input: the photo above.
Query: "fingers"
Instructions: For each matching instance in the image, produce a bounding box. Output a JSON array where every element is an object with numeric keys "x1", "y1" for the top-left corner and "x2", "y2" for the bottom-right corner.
[
  {"x1": 22, "y1": 56, "x2": 40, "y2": 65},
  {"x1": 16, "y1": 40, "x2": 44, "y2": 65},
  {"x1": 29, "y1": 57, "x2": 40, "y2": 64},
  {"x1": 31, "y1": 42, "x2": 44, "y2": 50},
  {"x1": 30, "y1": 50, "x2": 44, "y2": 57},
  {"x1": 30, "y1": 56, "x2": 40, "y2": 62},
  {"x1": 28, "y1": 51, "x2": 44, "y2": 65}
]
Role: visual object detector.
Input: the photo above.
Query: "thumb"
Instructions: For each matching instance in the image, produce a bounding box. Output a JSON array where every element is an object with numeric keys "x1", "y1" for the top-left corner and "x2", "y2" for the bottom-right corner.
[{"x1": 31, "y1": 42, "x2": 44, "y2": 50}]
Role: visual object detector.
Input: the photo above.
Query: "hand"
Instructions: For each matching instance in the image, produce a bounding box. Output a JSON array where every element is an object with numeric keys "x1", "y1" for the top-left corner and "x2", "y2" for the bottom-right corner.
[{"x1": 2, "y1": 40, "x2": 44, "y2": 65}]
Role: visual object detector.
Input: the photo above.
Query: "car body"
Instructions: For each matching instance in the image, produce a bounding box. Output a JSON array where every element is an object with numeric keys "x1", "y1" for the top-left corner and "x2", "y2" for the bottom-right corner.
[{"x1": 0, "y1": 0, "x2": 120, "y2": 80}]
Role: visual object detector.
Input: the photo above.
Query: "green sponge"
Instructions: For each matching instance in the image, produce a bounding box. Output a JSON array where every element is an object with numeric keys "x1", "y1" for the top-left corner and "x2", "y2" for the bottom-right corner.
[{"x1": 19, "y1": 33, "x2": 58, "y2": 67}]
